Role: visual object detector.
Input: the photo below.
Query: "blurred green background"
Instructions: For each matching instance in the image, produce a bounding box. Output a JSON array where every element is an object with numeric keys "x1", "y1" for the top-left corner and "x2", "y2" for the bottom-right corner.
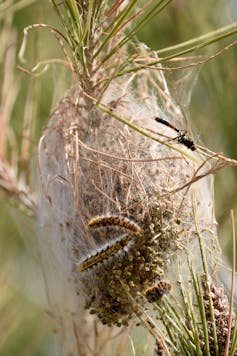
[{"x1": 0, "y1": 0, "x2": 236, "y2": 354}]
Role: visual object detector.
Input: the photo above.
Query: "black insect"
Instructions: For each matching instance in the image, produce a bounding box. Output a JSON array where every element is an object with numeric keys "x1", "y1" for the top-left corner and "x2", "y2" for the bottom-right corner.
[{"x1": 155, "y1": 117, "x2": 196, "y2": 151}]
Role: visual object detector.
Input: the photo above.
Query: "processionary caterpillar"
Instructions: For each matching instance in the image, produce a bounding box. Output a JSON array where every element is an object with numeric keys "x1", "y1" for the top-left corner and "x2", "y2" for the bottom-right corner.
[
  {"x1": 78, "y1": 234, "x2": 131, "y2": 272},
  {"x1": 145, "y1": 281, "x2": 172, "y2": 303},
  {"x1": 88, "y1": 214, "x2": 141, "y2": 234}
]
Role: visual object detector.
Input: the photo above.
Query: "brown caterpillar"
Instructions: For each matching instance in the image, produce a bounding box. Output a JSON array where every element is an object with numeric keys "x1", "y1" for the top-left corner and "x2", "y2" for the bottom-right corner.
[
  {"x1": 77, "y1": 234, "x2": 131, "y2": 272},
  {"x1": 88, "y1": 215, "x2": 142, "y2": 234},
  {"x1": 145, "y1": 281, "x2": 172, "y2": 303}
]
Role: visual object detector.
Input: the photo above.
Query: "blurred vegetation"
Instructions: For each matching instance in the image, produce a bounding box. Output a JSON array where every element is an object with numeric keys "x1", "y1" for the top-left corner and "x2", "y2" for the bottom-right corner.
[{"x1": 0, "y1": 0, "x2": 236, "y2": 354}]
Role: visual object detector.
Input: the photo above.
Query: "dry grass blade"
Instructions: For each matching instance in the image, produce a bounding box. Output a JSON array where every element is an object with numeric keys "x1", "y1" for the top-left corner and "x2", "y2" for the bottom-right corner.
[
  {"x1": 0, "y1": 161, "x2": 36, "y2": 216},
  {"x1": 225, "y1": 210, "x2": 236, "y2": 356}
]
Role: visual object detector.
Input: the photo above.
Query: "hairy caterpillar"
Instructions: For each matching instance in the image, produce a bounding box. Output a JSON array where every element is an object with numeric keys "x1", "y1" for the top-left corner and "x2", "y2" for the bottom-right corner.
[
  {"x1": 88, "y1": 214, "x2": 141, "y2": 233},
  {"x1": 145, "y1": 281, "x2": 172, "y2": 303},
  {"x1": 78, "y1": 234, "x2": 131, "y2": 272}
]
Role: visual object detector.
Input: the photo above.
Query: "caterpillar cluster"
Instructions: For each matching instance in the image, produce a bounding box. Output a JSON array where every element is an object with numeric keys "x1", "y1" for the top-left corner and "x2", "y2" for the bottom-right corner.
[{"x1": 76, "y1": 213, "x2": 173, "y2": 326}]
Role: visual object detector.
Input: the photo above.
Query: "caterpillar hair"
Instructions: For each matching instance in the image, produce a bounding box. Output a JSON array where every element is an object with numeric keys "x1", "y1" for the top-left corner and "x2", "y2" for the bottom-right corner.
[
  {"x1": 77, "y1": 234, "x2": 131, "y2": 272},
  {"x1": 88, "y1": 214, "x2": 141, "y2": 234}
]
